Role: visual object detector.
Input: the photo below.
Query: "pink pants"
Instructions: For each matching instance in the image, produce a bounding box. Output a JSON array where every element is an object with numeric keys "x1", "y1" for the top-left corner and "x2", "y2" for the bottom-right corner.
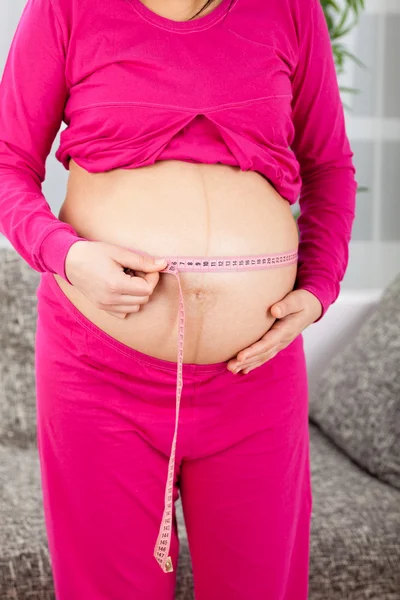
[{"x1": 35, "y1": 270, "x2": 312, "y2": 600}]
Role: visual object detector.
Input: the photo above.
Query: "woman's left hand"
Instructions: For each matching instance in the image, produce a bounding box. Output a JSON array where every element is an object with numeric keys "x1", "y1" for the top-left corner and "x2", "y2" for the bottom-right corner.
[{"x1": 227, "y1": 289, "x2": 323, "y2": 375}]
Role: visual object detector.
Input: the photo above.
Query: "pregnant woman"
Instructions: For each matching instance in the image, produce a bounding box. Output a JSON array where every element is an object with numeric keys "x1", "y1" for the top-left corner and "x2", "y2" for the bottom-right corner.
[{"x1": 0, "y1": 0, "x2": 357, "y2": 598}]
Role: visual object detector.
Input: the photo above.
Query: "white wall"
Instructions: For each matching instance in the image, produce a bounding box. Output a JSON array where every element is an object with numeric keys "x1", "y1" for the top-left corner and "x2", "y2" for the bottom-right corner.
[{"x1": 341, "y1": 0, "x2": 400, "y2": 243}]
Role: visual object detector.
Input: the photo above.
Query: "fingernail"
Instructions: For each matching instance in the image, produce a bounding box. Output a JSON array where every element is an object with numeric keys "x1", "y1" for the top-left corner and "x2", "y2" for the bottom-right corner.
[{"x1": 155, "y1": 258, "x2": 167, "y2": 265}]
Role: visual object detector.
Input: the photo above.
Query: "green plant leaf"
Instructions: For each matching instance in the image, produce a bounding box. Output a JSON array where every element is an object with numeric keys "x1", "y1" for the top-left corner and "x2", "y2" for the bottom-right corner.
[
  {"x1": 339, "y1": 48, "x2": 366, "y2": 69},
  {"x1": 339, "y1": 86, "x2": 361, "y2": 94}
]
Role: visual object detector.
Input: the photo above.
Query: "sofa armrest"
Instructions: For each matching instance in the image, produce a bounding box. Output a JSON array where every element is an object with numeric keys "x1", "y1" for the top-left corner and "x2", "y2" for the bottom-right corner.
[{"x1": 303, "y1": 289, "x2": 382, "y2": 392}]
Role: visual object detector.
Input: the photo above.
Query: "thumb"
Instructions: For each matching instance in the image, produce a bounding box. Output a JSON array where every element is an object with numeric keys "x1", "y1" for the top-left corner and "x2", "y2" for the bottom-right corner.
[
  {"x1": 270, "y1": 292, "x2": 298, "y2": 318},
  {"x1": 116, "y1": 248, "x2": 168, "y2": 273}
]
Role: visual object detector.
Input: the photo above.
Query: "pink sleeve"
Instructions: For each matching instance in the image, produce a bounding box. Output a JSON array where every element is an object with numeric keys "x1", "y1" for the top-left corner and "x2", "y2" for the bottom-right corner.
[
  {"x1": 0, "y1": 0, "x2": 87, "y2": 284},
  {"x1": 289, "y1": 0, "x2": 358, "y2": 322}
]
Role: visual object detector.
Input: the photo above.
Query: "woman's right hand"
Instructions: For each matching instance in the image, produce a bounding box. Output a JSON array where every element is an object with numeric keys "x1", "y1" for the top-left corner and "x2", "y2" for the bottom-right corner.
[{"x1": 64, "y1": 240, "x2": 168, "y2": 319}]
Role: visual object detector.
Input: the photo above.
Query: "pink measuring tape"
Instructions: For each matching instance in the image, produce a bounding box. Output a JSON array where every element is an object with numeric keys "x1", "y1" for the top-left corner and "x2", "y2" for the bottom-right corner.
[{"x1": 125, "y1": 247, "x2": 298, "y2": 573}]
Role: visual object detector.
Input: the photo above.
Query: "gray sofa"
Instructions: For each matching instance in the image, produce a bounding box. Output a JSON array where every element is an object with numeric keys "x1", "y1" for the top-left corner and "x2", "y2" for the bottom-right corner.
[{"x1": 1, "y1": 247, "x2": 399, "y2": 599}]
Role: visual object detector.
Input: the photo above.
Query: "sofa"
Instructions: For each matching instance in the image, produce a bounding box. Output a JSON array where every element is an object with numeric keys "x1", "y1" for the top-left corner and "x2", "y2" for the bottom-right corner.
[{"x1": 1, "y1": 246, "x2": 399, "y2": 599}]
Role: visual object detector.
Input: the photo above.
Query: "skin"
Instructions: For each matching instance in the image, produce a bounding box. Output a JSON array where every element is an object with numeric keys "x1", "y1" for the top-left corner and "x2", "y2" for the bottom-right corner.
[
  {"x1": 60, "y1": 157, "x2": 322, "y2": 377},
  {"x1": 138, "y1": 0, "x2": 227, "y2": 21},
  {"x1": 229, "y1": 289, "x2": 321, "y2": 374}
]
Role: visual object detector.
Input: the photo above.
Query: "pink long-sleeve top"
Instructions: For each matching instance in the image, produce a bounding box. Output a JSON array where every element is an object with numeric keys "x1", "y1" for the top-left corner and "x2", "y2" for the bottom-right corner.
[{"x1": 0, "y1": 0, "x2": 358, "y2": 321}]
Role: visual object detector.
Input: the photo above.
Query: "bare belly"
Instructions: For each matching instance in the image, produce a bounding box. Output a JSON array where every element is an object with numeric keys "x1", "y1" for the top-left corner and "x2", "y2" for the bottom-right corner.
[{"x1": 54, "y1": 159, "x2": 299, "y2": 364}]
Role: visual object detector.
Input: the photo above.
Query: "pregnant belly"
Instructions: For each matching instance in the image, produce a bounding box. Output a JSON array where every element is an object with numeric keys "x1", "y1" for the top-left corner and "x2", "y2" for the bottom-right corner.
[{"x1": 54, "y1": 158, "x2": 299, "y2": 364}]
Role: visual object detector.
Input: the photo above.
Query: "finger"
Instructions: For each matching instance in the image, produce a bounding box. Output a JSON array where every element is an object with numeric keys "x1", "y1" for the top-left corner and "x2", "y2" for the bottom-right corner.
[
  {"x1": 110, "y1": 304, "x2": 142, "y2": 313},
  {"x1": 242, "y1": 361, "x2": 264, "y2": 374},
  {"x1": 106, "y1": 311, "x2": 128, "y2": 319},
  {"x1": 132, "y1": 270, "x2": 151, "y2": 279},
  {"x1": 227, "y1": 336, "x2": 276, "y2": 372},
  {"x1": 229, "y1": 355, "x2": 264, "y2": 374},
  {"x1": 234, "y1": 348, "x2": 279, "y2": 371},
  {"x1": 228, "y1": 354, "x2": 258, "y2": 373},
  {"x1": 236, "y1": 332, "x2": 283, "y2": 362},
  {"x1": 141, "y1": 271, "x2": 160, "y2": 293},
  {"x1": 109, "y1": 306, "x2": 140, "y2": 315},
  {"x1": 237, "y1": 355, "x2": 268, "y2": 370},
  {"x1": 105, "y1": 294, "x2": 150, "y2": 306},
  {"x1": 242, "y1": 356, "x2": 281, "y2": 374},
  {"x1": 112, "y1": 273, "x2": 153, "y2": 296},
  {"x1": 123, "y1": 269, "x2": 160, "y2": 293},
  {"x1": 237, "y1": 345, "x2": 283, "y2": 373},
  {"x1": 130, "y1": 271, "x2": 160, "y2": 295},
  {"x1": 270, "y1": 291, "x2": 304, "y2": 319},
  {"x1": 114, "y1": 248, "x2": 168, "y2": 274},
  {"x1": 106, "y1": 305, "x2": 140, "y2": 319},
  {"x1": 229, "y1": 359, "x2": 262, "y2": 373}
]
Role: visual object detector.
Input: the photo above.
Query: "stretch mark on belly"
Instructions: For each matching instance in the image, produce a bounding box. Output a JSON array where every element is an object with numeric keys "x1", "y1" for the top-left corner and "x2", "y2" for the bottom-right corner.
[{"x1": 125, "y1": 247, "x2": 298, "y2": 574}]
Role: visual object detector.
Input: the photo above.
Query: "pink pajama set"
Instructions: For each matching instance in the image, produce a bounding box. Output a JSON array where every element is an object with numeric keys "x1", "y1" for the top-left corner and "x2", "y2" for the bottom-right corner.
[{"x1": 0, "y1": 0, "x2": 358, "y2": 597}]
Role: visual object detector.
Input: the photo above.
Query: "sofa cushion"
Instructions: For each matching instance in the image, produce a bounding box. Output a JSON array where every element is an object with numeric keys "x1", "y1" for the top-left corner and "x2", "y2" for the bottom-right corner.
[
  {"x1": 309, "y1": 272, "x2": 400, "y2": 490},
  {"x1": 0, "y1": 444, "x2": 54, "y2": 599},
  {"x1": 0, "y1": 443, "x2": 194, "y2": 600},
  {"x1": 308, "y1": 423, "x2": 400, "y2": 600},
  {"x1": 0, "y1": 248, "x2": 40, "y2": 448}
]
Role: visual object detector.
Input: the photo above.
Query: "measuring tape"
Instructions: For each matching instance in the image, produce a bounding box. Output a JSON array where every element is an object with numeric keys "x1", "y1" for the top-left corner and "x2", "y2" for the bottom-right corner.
[{"x1": 125, "y1": 247, "x2": 298, "y2": 573}]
